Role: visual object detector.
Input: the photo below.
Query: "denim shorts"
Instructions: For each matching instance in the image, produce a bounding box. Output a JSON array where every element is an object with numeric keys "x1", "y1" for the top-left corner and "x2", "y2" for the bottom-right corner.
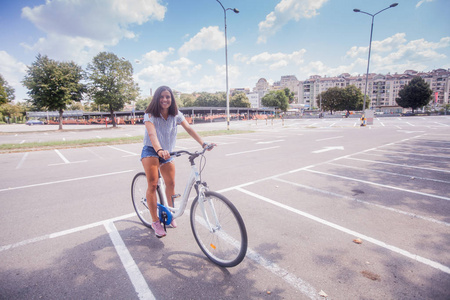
[{"x1": 140, "y1": 145, "x2": 174, "y2": 165}]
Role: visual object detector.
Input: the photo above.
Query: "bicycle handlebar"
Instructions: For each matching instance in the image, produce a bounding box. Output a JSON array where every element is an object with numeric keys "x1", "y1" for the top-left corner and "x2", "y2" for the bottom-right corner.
[{"x1": 169, "y1": 143, "x2": 215, "y2": 158}]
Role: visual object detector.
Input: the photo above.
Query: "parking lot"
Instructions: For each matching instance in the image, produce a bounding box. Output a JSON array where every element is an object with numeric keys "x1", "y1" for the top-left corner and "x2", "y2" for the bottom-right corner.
[{"x1": 1, "y1": 116, "x2": 449, "y2": 299}]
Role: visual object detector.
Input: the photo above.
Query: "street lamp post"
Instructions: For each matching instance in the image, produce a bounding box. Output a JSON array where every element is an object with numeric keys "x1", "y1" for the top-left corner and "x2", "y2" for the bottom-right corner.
[
  {"x1": 216, "y1": 0, "x2": 239, "y2": 130},
  {"x1": 353, "y1": 3, "x2": 398, "y2": 113}
]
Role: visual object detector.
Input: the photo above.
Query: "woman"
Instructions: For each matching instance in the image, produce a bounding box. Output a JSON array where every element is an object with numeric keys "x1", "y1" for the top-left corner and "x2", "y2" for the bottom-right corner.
[{"x1": 141, "y1": 86, "x2": 213, "y2": 238}]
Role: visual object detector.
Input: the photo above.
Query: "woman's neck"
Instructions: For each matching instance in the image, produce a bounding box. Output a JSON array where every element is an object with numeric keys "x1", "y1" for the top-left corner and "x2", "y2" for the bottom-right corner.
[{"x1": 161, "y1": 109, "x2": 169, "y2": 120}]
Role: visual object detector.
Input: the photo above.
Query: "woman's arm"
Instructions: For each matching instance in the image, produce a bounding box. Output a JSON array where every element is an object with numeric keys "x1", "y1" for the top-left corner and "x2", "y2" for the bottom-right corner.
[{"x1": 180, "y1": 120, "x2": 204, "y2": 147}]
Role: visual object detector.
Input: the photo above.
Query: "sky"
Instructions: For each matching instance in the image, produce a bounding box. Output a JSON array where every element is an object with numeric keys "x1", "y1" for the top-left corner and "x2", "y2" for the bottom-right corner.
[{"x1": 0, "y1": 0, "x2": 449, "y2": 103}]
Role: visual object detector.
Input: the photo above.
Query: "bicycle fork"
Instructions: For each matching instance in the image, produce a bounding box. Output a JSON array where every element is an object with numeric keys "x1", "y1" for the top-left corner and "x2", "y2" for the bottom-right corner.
[{"x1": 196, "y1": 183, "x2": 221, "y2": 233}]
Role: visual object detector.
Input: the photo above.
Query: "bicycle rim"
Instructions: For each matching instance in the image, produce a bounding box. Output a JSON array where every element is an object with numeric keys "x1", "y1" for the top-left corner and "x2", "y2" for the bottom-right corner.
[
  {"x1": 190, "y1": 191, "x2": 248, "y2": 267},
  {"x1": 131, "y1": 172, "x2": 153, "y2": 228}
]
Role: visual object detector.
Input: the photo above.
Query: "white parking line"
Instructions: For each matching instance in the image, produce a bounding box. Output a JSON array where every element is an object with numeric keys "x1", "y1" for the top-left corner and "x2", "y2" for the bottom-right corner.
[
  {"x1": 372, "y1": 149, "x2": 450, "y2": 158},
  {"x1": 315, "y1": 136, "x2": 343, "y2": 142},
  {"x1": 327, "y1": 162, "x2": 450, "y2": 184},
  {"x1": 16, "y1": 152, "x2": 29, "y2": 169},
  {"x1": 304, "y1": 168, "x2": 450, "y2": 201},
  {"x1": 0, "y1": 170, "x2": 134, "y2": 192},
  {"x1": 108, "y1": 146, "x2": 139, "y2": 156},
  {"x1": 55, "y1": 149, "x2": 70, "y2": 163},
  {"x1": 0, "y1": 205, "x2": 320, "y2": 299},
  {"x1": 105, "y1": 221, "x2": 156, "y2": 300},
  {"x1": 0, "y1": 212, "x2": 136, "y2": 252},
  {"x1": 345, "y1": 157, "x2": 450, "y2": 174},
  {"x1": 236, "y1": 187, "x2": 450, "y2": 275},
  {"x1": 226, "y1": 146, "x2": 280, "y2": 156},
  {"x1": 274, "y1": 177, "x2": 450, "y2": 227}
]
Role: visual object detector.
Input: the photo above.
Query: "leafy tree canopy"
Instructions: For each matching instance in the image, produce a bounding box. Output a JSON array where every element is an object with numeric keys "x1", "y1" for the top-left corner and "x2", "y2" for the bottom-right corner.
[
  {"x1": 0, "y1": 74, "x2": 15, "y2": 104},
  {"x1": 22, "y1": 54, "x2": 85, "y2": 129},
  {"x1": 318, "y1": 87, "x2": 342, "y2": 114},
  {"x1": 396, "y1": 76, "x2": 432, "y2": 112},
  {"x1": 87, "y1": 52, "x2": 139, "y2": 127},
  {"x1": 230, "y1": 92, "x2": 251, "y2": 108},
  {"x1": 193, "y1": 92, "x2": 226, "y2": 107},
  {"x1": 283, "y1": 88, "x2": 295, "y2": 104},
  {"x1": 180, "y1": 93, "x2": 195, "y2": 107},
  {"x1": 340, "y1": 85, "x2": 365, "y2": 112},
  {"x1": 135, "y1": 97, "x2": 151, "y2": 111},
  {"x1": 261, "y1": 90, "x2": 289, "y2": 111},
  {"x1": 318, "y1": 85, "x2": 367, "y2": 114}
]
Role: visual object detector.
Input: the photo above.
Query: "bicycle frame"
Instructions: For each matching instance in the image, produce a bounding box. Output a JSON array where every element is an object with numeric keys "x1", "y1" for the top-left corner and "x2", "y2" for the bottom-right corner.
[
  {"x1": 157, "y1": 152, "x2": 207, "y2": 219},
  {"x1": 132, "y1": 146, "x2": 248, "y2": 267}
]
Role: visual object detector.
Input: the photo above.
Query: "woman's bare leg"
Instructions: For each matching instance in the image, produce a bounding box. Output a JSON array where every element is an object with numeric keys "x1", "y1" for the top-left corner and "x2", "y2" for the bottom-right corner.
[
  {"x1": 141, "y1": 157, "x2": 160, "y2": 222},
  {"x1": 160, "y1": 161, "x2": 176, "y2": 207}
]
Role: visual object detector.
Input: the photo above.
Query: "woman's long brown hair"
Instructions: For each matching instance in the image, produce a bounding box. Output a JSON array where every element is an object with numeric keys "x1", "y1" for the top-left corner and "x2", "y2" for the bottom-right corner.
[{"x1": 145, "y1": 86, "x2": 178, "y2": 117}]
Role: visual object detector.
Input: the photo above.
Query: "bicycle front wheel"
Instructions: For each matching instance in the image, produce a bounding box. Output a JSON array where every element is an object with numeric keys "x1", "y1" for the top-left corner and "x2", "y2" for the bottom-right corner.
[
  {"x1": 131, "y1": 172, "x2": 163, "y2": 228},
  {"x1": 190, "y1": 191, "x2": 248, "y2": 267}
]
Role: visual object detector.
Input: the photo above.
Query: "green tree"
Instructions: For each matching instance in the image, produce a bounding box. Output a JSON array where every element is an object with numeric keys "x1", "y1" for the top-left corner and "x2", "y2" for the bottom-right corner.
[
  {"x1": 0, "y1": 74, "x2": 15, "y2": 104},
  {"x1": 318, "y1": 87, "x2": 342, "y2": 114},
  {"x1": 283, "y1": 88, "x2": 295, "y2": 104},
  {"x1": 230, "y1": 92, "x2": 251, "y2": 107},
  {"x1": 87, "y1": 52, "x2": 139, "y2": 127},
  {"x1": 135, "y1": 97, "x2": 151, "y2": 110},
  {"x1": 340, "y1": 85, "x2": 365, "y2": 113},
  {"x1": 69, "y1": 102, "x2": 84, "y2": 111},
  {"x1": 396, "y1": 76, "x2": 432, "y2": 112},
  {"x1": 0, "y1": 103, "x2": 25, "y2": 123},
  {"x1": 261, "y1": 90, "x2": 289, "y2": 111},
  {"x1": 22, "y1": 54, "x2": 85, "y2": 130},
  {"x1": 0, "y1": 85, "x2": 6, "y2": 106},
  {"x1": 180, "y1": 93, "x2": 195, "y2": 107},
  {"x1": 194, "y1": 92, "x2": 226, "y2": 107}
]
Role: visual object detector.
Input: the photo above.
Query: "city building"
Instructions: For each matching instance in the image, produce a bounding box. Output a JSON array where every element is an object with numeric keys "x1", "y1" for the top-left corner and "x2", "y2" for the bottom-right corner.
[{"x1": 296, "y1": 69, "x2": 449, "y2": 111}]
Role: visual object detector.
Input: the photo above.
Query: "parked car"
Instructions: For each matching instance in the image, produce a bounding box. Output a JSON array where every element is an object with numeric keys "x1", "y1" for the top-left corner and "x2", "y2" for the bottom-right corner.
[
  {"x1": 26, "y1": 120, "x2": 44, "y2": 125},
  {"x1": 401, "y1": 111, "x2": 415, "y2": 116}
]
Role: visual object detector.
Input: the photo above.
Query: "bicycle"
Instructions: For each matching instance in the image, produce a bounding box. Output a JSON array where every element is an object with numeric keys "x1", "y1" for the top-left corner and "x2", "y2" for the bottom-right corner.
[{"x1": 131, "y1": 146, "x2": 248, "y2": 268}]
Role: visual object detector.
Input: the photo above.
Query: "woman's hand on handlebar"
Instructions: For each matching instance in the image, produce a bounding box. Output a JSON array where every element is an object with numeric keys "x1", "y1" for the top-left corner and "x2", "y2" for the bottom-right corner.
[
  {"x1": 203, "y1": 142, "x2": 216, "y2": 151},
  {"x1": 158, "y1": 149, "x2": 171, "y2": 160}
]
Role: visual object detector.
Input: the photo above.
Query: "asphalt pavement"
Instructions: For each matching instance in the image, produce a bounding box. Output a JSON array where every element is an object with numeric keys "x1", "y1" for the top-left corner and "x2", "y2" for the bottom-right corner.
[{"x1": 0, "y1": 116, "x2": 449, "y2": 299}]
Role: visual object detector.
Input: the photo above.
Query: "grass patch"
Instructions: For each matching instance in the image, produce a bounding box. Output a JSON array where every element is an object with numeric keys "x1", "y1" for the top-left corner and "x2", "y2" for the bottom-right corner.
[{"x1": 0, "y1": 129, "x2": 252, "y2": 153}]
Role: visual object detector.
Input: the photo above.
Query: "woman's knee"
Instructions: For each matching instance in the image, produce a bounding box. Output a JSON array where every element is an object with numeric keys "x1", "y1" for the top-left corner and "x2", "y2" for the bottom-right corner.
[
  {"x1": 146, "y1": 180, "x2": 158, "y2": 192},
  {"x1": 165, "y1": 176, "x2": 175, "y2": 187}
]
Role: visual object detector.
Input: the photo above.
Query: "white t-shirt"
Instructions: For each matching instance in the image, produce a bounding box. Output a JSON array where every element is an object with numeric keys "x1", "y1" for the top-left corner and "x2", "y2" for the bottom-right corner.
[{"x1": 143, "y1": 111, "x2": 185, "y2": 152}]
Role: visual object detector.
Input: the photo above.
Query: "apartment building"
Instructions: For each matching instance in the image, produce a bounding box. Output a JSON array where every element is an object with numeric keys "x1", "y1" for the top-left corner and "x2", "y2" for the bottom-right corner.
[
  {"x1": 297, "y1": 69, "x2": 449, "y2": 110},
  {"x1": 247, "y1": 68, "x2": 449, "y2": 109}
]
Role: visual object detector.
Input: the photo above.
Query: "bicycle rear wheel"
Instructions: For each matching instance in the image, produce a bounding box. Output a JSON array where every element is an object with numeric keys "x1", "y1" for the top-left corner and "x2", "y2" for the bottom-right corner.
[
  {"x1": 131, "y1": 172, "x2": 163, "y2": 228},
  {"x1": 190, "y1": 191, "x2": 247, "y2": 267}
]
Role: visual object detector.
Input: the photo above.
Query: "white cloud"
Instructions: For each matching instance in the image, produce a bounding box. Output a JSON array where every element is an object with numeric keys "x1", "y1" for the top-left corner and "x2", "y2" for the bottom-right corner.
[
  {"x1": 0, "y1": 51, "x2": 28, "y2": 101},
  {"x1": 346, "y1": 33, "x2": 450, "y2": 74},
  {"x1": 416, "y1": 0, "x2": 434, "y2": 8},
  {"x1": 346, "y1": 33, "x2": 408, "y2": 58},
  {"x1": 142, "y1": 48, "x2": 175, "y2": 65},
  {"x1": 258, "y1": 0, "x2": 329, "y2": 43},
  {"x1": 135, "y1": 54, "x2": 241, "y2": 93},
  {"x1": 178, "y1": 26, "x2": 234, "y2": 57},
  {"x1": 299, "y1": 60, "x2": 356, "y2": 78},
  {"x1": 21, "y1": 0, "x2": 166, "y2": 63},
  {"x1": 299, "y1": 33, "x2": 450, "y2": 80},
  {"x1": 239, "y1": 50, "x2": 306, "y2": 70}
]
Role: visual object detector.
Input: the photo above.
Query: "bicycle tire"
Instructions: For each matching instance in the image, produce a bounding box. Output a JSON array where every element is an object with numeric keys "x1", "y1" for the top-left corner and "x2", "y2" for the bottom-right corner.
[
  {"x1": 190, "y1": 191, "x2": 248, "y2": 267},
  {"x1": 131, "y1": 172, "x2": 163, "y2": 228}
]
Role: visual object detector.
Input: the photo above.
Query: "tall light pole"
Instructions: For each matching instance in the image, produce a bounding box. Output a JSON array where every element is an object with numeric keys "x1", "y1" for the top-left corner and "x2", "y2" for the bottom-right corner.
[
  {"x1": 216, "y1": 0, "x2": 239, "y2": 130},
  {"x1": 353, "y1": 3, "x2": 398, "y2": 113}
]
